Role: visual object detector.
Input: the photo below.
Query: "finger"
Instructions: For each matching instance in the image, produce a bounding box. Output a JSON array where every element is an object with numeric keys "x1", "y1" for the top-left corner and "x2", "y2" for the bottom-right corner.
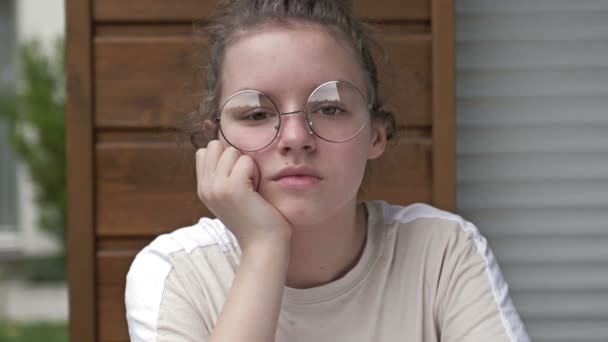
[
  {"x1": 218, "y1": 138, "x2": 232, "y2": 149},
  {"x1": 215, "y1": 146, "x2": 241, "y2": 177},
  {"x1": 202, "y1": 140, "x2": 224, "y2": 176},
  {"x1": 231, "y1": 155, "x2": 260, "y2": 191},
  {"x1": 195, "y1": 148, "x2": 207, "y2": 182}
]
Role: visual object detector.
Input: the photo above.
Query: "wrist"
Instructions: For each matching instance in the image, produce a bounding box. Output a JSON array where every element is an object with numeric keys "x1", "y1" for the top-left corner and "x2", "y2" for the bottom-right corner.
[{"x1": 241, "y1": 234, "x2": 292, "y2": 259}]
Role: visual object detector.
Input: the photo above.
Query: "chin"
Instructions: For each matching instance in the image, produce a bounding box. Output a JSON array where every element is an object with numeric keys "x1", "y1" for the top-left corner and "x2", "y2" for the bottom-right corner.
[{"x1": 272, "y1": 198, "x2": 329, "y2": 227}]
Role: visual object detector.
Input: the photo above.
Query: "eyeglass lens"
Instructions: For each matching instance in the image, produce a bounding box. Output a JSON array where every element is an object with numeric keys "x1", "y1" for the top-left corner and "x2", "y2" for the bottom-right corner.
[{"x1": 218, "y1": 81, "x2": 369, "y2": 152}]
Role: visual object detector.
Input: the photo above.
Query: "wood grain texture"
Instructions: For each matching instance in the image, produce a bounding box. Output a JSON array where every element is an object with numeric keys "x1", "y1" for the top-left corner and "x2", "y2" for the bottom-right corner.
[
  {"x1": 97, "y1": 237, "x2": 153, "y2": 251},
  {"x1": 96, "y1": 241, "x2": 151, "y2": 341},
  {"x1": 94, "y1": 36, "x2": 205, "y2": 128},
  {"x1": 95, "y1": 137, "x2": 211, "y2": 237},
  {"x1": 66, "y1": 0, "x2": 96, "y2": 341},
  {"x1": 93, "y1": 0, "x2": 430, "y2": 22},
  {"x1": 95, "y1": 131, "x2": 432, "y2": 237},
  {"x1": 431, "y1": 0, "x2": 456, "y2": 211},
  {"x1": 353, "y1": 0, "x2": 430, "y2": 21},
  {"x1": 98, "y1": 283, "x2": 128, "y2": 342},
  {"x1": 94, "y1": 34, "x2": 431, "y2": 129},
  {"x1": 94, "y1": 0, "x2": 216, "y2": 22}
]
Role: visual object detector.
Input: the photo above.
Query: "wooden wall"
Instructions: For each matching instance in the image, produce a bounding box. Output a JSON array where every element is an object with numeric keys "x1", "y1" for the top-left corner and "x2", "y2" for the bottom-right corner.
[{"x1": 66, "y1": 0, "x2": 454, "y2": 341}]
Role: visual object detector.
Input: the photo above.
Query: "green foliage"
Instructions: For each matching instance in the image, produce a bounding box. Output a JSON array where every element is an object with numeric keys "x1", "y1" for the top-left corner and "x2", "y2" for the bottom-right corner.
[
  {"x1": 1, "y1": 254, "x2": 66, "y2": 283},
  {"x1": 0, "y1": 38, "x2": 66, "y2": 281},
  {"x1": 0, "y1": 321, "x2": 68, "y2": 342}
]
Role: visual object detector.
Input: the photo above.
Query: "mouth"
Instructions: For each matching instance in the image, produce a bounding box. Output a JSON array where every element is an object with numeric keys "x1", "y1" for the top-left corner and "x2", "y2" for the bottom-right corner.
[
  {"x1": 271, "y1": 166, "x2": 321, "y2": 180},
  {"x1": 271, "y1": 166, "x2": 322, "y2": 188}
]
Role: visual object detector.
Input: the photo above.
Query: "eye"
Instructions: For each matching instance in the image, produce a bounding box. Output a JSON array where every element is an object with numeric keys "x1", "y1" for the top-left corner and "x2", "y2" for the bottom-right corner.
[
  {"x1": 248, "y1": 111, "x2": 269, "y2": 120},
  {"x1": 321, "y1": 106, "x2": 338, "y2": 115},
  {"x1": 316, "y1": 104, "x2": 345, "y2": 116},
  {"x1": 242, "y1": 109, "x2": 276, "y2": 121}
]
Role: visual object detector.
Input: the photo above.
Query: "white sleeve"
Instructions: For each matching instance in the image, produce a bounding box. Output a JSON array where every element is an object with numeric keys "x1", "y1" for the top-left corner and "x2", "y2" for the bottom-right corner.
[
  {"x1": 125, "y1": 243, "x2": 210, "y2": 342},
  {"x1": 125, "y1": 245, "x2": 173, "y2": 341}
]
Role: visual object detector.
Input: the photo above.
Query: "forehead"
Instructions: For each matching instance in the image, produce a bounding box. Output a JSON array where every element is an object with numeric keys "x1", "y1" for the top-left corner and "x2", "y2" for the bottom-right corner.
[{"x1": 220, "y1": 23, "x2": 367, "y2": 101}]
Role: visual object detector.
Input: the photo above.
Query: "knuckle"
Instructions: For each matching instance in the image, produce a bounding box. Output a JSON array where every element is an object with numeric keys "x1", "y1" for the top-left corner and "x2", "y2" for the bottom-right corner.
[
  {"x1": 238, "y1": 154, "x2": 253, "y2": 165},
  {"x1": 209, "y1": 182, "x2": 228, "y2": 201},
  {"x1": 197, "y1": 177, "x2": 215, "y2": 202},
  {"x1": 195, "y1": 147, "x2": 206, "y2": 158},
  {"x1": 195, "y1": 148, "x2": 207, "y2": 165},
  {"x1": 225, "y1": 146, "x2": 240, "y2": 158},
  {"x1": 209, "y1": 140, "x2": 223, "y2": 151},
  {"x1": 197, "y1": 183, "x2": 209, "y2": 202},
  {"x1": 238, "y1": 155, "x2": 256, "y2": 171}
]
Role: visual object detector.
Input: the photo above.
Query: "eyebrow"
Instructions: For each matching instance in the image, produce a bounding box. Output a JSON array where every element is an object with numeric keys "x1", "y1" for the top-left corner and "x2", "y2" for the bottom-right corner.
[{"x1": 229, "y1": 78, "x2": 358, "y2": 98}]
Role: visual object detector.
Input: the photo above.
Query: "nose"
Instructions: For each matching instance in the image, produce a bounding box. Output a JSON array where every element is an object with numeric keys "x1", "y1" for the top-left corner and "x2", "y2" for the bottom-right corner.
[{"x1": 275, "y1": 111, "x2": 316, "y2": 153}]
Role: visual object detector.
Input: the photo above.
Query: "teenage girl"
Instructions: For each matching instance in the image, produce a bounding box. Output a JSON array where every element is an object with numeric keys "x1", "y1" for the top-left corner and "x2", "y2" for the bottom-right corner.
[{"x1": 126, "y1": 1, "x2": 530, "y2": 341}]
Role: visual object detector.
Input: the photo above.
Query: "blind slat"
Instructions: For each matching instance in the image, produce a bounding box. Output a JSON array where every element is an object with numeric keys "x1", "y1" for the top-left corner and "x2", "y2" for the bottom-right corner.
[
  {"x1": 457, "y1": 69, "x2": 608, "y2": 98},
  {"x1": 457, "y1": 0, "x2": 608, "y2": 14},
  {"x1": 458, "y1": 95, "x2": 608, "y2": 126},
  {"x1": 458, "y1": 153, "x2": 608, "y2": 182},
  {"x1": 457, "y1": 40, "x2": 608, "y2": 70},
  {"x1": 492, "y1": 237, "x2": 608, "y2": 264},
  {"x1": 458, "y1": 12, "x2": 608, "y2": 41},
  {"x1": 458, "y1": 125, "x2": 608, "y2": 154},
  {"x1": 458, "y1": 181, "x2": 608, "y2": 209},
  {"x1": 501, "y1": 265, "x2": 608, "y2": 291},
  {"x1": 525, "y1": 319, "x2": 608, "y2": 342},
  {"x1": 514, "y1": 291, "x2": 608, "y2": 318},
  {"x1": 458, "y1": 207, "x2": 608, "y2": 237}
]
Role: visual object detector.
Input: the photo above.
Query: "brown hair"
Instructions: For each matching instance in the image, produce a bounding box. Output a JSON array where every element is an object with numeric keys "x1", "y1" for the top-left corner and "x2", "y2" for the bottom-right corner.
[{"x1": 187, "y1": 0, "x2": 397, "y2": 149}]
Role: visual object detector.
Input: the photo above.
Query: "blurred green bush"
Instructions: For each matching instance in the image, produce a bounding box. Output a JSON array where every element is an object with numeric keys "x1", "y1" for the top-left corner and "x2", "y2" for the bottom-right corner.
[
  {"x1": 0, "y1": 38, "x2": 66, "y2": 282},
  {"x1": 0, "y1": 321, "x2": 68, "y2": 342}
]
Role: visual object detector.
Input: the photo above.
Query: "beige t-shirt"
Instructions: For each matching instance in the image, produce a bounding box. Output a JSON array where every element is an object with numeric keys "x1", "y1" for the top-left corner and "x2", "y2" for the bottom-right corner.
[{"x1": 125, "y1": 201, "x2": 530, "y2": 342}]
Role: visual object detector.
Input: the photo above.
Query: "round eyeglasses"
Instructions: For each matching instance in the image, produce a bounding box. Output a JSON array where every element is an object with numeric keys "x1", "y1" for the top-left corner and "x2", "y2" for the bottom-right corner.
[{"x1": 216, "y1": 80, "x2": 371, "y2": 152}]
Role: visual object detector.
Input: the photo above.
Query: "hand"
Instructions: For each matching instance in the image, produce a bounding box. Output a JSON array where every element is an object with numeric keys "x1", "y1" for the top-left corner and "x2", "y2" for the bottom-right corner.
[{"x1": 196, "y1": 141, "x2": 293, "y2": 253}]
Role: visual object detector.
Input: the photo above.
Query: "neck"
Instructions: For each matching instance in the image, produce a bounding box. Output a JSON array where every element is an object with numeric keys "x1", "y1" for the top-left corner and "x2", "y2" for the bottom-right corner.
[{"x1": 285, "y1": 201, "x2": 367, "y2": 289}]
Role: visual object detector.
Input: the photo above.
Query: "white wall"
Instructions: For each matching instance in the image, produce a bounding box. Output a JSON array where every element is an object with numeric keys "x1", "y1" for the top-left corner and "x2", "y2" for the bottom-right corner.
[
  {"x1": 17, "y1": 0, "x2": 65, "y2": 47},
  {"x1": 14, "y1": 0, "x2": 65, "y2": 256}
]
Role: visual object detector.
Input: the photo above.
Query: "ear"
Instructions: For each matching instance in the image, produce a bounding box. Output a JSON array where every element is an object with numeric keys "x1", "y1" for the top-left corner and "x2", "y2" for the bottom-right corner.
[
  {"x1": 202, "y1": 119, "x2": 217, "y2": 140},
  {"x1": 367, "y1": 121, "x2": 388, "y2": 160}
]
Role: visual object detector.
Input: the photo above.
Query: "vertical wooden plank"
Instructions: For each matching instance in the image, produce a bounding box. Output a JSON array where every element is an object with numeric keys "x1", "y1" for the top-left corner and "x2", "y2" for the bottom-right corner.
[
  {"x1": 431, "y1": 0, "x2": 456, "y2": 211},
  {"x1": 66, "y1": 0, "x2": 96, "y2": 341}
]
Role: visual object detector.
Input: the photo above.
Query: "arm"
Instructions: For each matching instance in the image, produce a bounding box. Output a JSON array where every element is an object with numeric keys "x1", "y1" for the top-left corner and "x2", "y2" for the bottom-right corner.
[
  {"x1": 209, "y1": 238, "x2": 290, "y2": 342},
  {"x1": 197, "y1": 141, "x2": 294, "y2": 342},
  {"x1": 127, "y1": 141, "x2": 291, "y2": 342},
  {"x1": 438, "y1": 224, "x2": 530, "y2": 342},
  {"x1": 125, "y1": 235, "x2": 289, "y2": 342}
]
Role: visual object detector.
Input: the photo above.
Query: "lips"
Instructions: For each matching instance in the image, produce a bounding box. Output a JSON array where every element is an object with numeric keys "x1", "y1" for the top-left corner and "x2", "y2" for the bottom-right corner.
[{"x1": 270, "y1": 166, "x2": 322, "y2": 181}]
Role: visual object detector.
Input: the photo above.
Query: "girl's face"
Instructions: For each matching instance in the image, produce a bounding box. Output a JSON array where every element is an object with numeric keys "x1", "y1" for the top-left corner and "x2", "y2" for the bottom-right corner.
[{"x1": 219, "y1": 23, "x2": 387, "y2": 226}]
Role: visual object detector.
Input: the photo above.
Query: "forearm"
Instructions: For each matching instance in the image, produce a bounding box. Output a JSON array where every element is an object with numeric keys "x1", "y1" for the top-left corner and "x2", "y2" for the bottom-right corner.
[{"x1": 209, "y1": 239, "x2": 290, "y2": 342}]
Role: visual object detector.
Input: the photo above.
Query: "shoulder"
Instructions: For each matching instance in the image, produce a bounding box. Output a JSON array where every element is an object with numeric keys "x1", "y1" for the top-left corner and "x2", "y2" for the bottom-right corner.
[
  {"x1": 369, "y1": 200, "x2": 482, "y2": 243},
  {"x1": 369, "y1": 201, "x2": 529, "y2": 341},
  {"x1": 141, "y1": 217, "x2": 236, "y2": 257},
  {"x1": 126, "y1": 217, "x2": 236, "y2": 280},
  {"x1": 372, "y1": 200, "x2": 462, "y2": 223},
  {"x1": 367, "y1": 200, "x2": 492, "y2": 274},
  {"x1": 125, "y1": 217, "x2": 237, "y2": 341},
  {"x1": 126, "y1": 216, "x2": 237, "y2": 288}
]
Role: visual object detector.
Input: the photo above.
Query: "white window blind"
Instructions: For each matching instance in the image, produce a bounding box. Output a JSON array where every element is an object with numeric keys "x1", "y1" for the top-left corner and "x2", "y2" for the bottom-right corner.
[{"x1": 456, "y1": 1, "x2": 608, "y2": 341}]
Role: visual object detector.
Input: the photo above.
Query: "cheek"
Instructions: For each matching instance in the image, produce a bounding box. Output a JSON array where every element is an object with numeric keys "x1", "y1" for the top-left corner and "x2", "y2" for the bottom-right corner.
[
  {"x1": 347, "y1": 129, "x2": 374, "y2": 163},
  {"x1": 330, "y1": 140, "x2": 371, "y2": 181},
  {"x1": 243, "y1": 149, "x2": 270, "y2": 175}
]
